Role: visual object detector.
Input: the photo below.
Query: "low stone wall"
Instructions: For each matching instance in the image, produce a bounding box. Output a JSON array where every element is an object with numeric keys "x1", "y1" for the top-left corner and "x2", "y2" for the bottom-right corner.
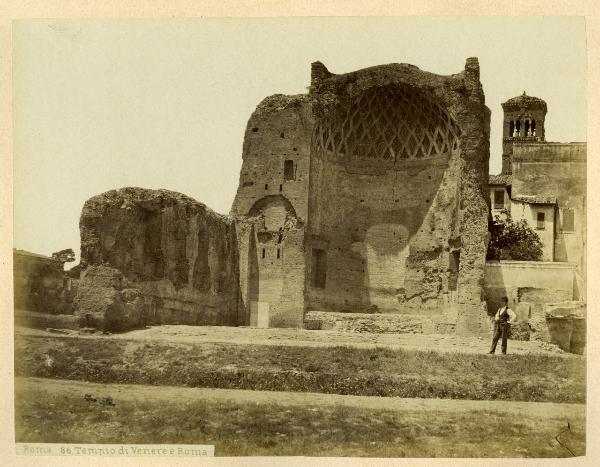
[
  {"x1": 484, "y1": 262, "x2": 585, "y2": 352},
  {"x1": 14, "y1": 309, "x2": 80, "y2": 330},
  {"x1": 304, "y1": 310, "x2": 436, "y2": 334},
  {"x1": 484, "y1": 260, "x2": 576, "y2": 314},
  {"x1": 304, "y1": 307, "x2": 489, "y2": 335}
]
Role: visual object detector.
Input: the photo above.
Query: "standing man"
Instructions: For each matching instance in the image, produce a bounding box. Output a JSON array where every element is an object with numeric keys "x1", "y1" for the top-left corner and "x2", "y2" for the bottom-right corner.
[{"x1": 489, "y1": 296, "x2": 516, "y2": 354}]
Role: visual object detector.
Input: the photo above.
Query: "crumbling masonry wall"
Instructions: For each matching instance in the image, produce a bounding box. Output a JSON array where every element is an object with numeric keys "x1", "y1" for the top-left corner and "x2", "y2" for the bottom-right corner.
[
  {"x1": 76, "y1": 188, "x2": 241, "y2": 331},
  {"x1": 307, "y1": 60, "x2": 490, "y2": 334},
  {"x1": 231, "y1": 59, "x2": 491, "y2": 332},
  {"x1": 230, "y1": 95, "x2": 314, "y2": 327}
]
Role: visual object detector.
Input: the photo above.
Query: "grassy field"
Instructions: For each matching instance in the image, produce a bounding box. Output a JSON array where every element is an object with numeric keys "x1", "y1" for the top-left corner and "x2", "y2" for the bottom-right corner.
[
  {"x1": 15, "y1": 377, "x2": 585, "y2": 457},
  {"x1": 15, "y1": 333, "x2": 585, "y2": 403}
]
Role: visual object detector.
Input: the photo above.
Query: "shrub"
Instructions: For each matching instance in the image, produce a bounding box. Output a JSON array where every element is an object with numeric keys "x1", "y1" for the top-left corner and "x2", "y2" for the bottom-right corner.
[{"x1": 487, "y1": 210, "x2": 543, "y2": 261}]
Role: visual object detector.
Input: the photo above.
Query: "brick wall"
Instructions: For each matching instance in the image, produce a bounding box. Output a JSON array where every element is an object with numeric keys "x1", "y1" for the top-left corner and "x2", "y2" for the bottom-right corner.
[
  {"x1": 230, "y1": 95, "x2": 314, "y2": 327},
  {"x1": 484, "y1": 260, "x2": 575, "y2": 314},
  {"x1": 231, "y1": 59, "x2": 491, "y2": 332},
  {"x1": 307, "y1": 59, "x2": 490, "y2": 323}
]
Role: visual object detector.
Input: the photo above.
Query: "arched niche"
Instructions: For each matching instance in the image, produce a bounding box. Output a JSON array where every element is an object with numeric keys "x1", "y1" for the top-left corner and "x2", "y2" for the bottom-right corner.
[
  {"x1": 312, "y1": 84, "x2": 460, "y2": 163},
  {"x1": 247, "y1": 195, "x2": 298, "y2": 232}
]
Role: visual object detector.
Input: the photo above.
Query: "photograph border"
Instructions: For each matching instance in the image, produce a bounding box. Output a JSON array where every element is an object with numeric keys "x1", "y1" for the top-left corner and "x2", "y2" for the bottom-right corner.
[{"x1": 1, "y1": 2, "x2": 599, "y2": 466}]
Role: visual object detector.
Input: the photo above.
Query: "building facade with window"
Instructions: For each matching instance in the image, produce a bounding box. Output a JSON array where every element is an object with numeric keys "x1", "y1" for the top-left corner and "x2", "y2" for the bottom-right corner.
[
  {"x1": 489, "y1": 93, "x2": 586, "y2": 270},
  {"x1": 489, "y1": 173, "x2": 511, "y2": 218},
  {"x1": 511, "y1": 142, "x2": 586, "y2": 266}
]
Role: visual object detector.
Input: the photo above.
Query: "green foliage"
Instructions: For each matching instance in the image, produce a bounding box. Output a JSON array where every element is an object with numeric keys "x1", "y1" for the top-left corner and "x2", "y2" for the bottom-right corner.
[{"x1": 487, "y1": 210, "x2": 544, "y2": 261}]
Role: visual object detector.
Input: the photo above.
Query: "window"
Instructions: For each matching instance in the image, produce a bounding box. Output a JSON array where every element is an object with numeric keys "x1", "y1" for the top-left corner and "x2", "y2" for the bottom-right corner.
[
  {"x1": 536, "y1": 212, "x2": 545, "y2": 230},
  {"x1": 493, "y1": 189, "x2": 504, "y2": 209},
  {"x1": 284, "y1": 160, "x2": 295, "y2": 181},
  {"x1": 509, "y1": 121, "x2": 514, "y2": 137},
  {"x1": 277, "y1": 248, "x2": 281, "y2": 259},
  {"x1": 448, "y1": 251, "x2": 460, "y2": 292},
  {"x1": 311, "y1": 249, "x2": 327, "y2": 289},
  {"x1": 561, "y1": 209, "x2": 575, "y2": 232},
  {"x1": 261, "y1": 248, "x2": 266, "y2": 259}
]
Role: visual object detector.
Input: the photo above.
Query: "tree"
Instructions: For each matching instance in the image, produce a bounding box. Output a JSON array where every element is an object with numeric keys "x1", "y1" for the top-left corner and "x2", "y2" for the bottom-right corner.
[
  {"x1": 487, "y1": 210, "x2": 543, "y2": 261},
  {"x1": 51, "y1": 248, "x2": 76, "y2": 264}
]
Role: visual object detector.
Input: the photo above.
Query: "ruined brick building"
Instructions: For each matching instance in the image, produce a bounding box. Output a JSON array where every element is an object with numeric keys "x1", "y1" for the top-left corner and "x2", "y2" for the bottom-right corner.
[{"x1": 230, "y1": 59, "x2": 490, "y2": 332}]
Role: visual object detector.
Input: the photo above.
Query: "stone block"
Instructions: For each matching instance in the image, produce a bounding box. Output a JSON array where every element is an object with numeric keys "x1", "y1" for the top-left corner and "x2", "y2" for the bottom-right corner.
[
  {"x1": 570, "y1": 318, "x2": 586, "y2": 355},
  {"x1": 546, "y1": 316, "x2": 573, "y2": 352},
  {"x1": 543, "y1": 301, "x2": 586, "y2": 354},
  {"x1": 304, "y1": 319, "x2": 322, "y2": 330},
  {"x1": 514, "y1": 302, "x2": 531, "y2": 323},
  {"x1": 545, "y1": 301, "x2": 586, "y2": 318}
]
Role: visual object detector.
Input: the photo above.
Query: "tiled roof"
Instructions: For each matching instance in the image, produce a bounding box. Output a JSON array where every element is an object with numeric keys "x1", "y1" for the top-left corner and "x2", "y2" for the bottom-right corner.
[
  {"x1": 502, "y1": 92, "x2": 547, "y2": 110},
  {"x1": 512, "y1": 194, "x2": 557, "y2": 205},
  {"x1": 489, "y1": 174, "x2": 512, "y2": 186}
]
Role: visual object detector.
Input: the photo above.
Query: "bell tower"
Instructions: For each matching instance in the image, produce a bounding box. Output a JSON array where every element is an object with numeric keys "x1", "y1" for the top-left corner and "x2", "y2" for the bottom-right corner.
[{"x1": 500, "y1": 92, "x2": 547, "y2": 174}]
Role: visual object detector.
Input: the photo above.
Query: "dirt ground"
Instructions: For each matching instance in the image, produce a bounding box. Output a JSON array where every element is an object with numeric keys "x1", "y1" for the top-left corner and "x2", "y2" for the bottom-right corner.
[
  {"x1": 13, "y1": 324, "x2": 584, "y2": 457},
  {"x1": 16, "y1": 376, "x2": 584, "y2": 418},
  {"x1": 16, "y1": 324, "x2": 568, "y2": 356},
  {"x1": 15, "y1": 377, "x2": 585, "y2": 457}
]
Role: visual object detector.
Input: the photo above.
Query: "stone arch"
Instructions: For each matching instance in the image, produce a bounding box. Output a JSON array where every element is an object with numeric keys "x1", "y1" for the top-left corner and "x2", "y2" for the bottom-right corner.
[
  {"x1": 247, "y1": 195, "x2": 297, "y2": 217},
  {"x1": 247, "y1": 195, "x2": 298, "y2": 231},
  {"x1": 244, "y1": 196, "x2": 301, "y2": 329}
]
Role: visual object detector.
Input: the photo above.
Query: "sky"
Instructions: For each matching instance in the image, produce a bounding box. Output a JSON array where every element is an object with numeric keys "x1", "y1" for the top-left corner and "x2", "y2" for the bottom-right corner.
[{"x1": 12, "y1": 17, "x2": 587, "y2": 263}]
